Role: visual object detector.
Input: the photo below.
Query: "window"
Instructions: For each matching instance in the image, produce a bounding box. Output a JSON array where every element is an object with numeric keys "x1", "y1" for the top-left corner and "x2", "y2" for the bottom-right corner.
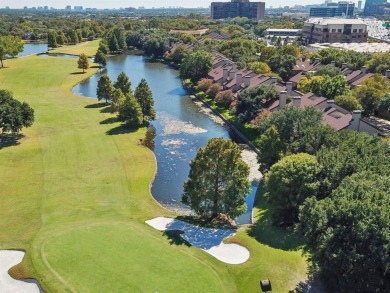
[
  {"x1": 332, "y1": 29, "x2": 336, "y2": 32},
  {"x1": 353, "y1": 29, "x2": 357, "y2": 32},
  {"x1": 326, "y1": 35, "x2": 329, "y2": 38},
  {"x1": 338, "y1": 29, "x2": 342, "y2": 33},
  {"x1": 359, "y1": 29, "x2": 363, "y2": 32},
  {"x1": 352, "y1": 36, "x2": 356, "y2": 38},
  {"x1": 358, "y1": 35, "x2": 361, "y2": 38}
]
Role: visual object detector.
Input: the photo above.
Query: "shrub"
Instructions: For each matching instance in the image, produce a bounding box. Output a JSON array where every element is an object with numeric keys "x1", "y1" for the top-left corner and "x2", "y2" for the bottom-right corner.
[
  {"x1": 206, "y1": 83, "x2": 222, "y2": 99},
  {"x1": 215, "y1": 90, "x2": 234, "y2": 107}
]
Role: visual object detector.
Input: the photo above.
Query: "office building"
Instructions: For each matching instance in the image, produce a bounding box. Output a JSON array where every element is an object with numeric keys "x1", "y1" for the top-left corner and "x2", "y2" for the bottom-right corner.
[
  {"x1": 65, "y1": 5, "x2": 71, "y2": 10},
  {"x1": 363, "y1": 0, "x2": 387, "y2": 16},
  {"x1": 74, "y1": 6, "x2": 83, "y2": 11},
  {"x1": 358, "y1": 0, "x2": 362, "y2": 10},
  {"x1": 309, "y1": 1, "x2": 354, "y2": 17},
  {"x1": 303, "y1": 18, "x2": 367, "y2": 43},
  {"x1": 211, "y1": 0, "x2": 265, "y2": 20}
]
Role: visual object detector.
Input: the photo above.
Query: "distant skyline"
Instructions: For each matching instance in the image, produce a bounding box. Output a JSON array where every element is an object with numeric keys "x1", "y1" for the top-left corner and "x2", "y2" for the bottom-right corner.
[{"x1": 2, "y1": 0, "x2": 362, "y2": 9}]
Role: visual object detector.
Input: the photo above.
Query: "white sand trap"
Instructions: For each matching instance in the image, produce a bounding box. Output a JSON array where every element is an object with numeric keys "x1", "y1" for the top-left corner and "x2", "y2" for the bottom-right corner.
[
  {"x1": 146, "y1": 217, "x2": 250, "y2": 264},
  {"x1": 205, "y1": 243, "x2": 250, "y2": 265},
  {"x1": 0, "y1": 250, "x2": 41, "y2": 293}
]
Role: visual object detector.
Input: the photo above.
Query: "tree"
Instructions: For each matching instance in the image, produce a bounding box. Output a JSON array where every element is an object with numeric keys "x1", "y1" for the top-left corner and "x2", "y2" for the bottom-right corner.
[
  {"x1": 180, "y1": 50, "x2": 213, "y2": 82},
  {"x1": 0, "y1": 89, "x2": 34, "y2": 134},
  {"x1": 299, "y1": 172, "x2": 390, "y2": 293},
  {"x1": 378, "y1": 92, "x2": 390, "y2": 113},
  {"x1": 206, "y1": 83, "x2": 222, "y2": 99},
  {"x1": 334, "y1": 95, "x2": 363, "y2": 111},
  {"x1": 353, "y1": 74, "x2": 389, "y2": 115},
  {"x1": 111, "y1": 89, "x2": 125, "y2": 113},
  {"x1": 196, "y1": 78, "x2": 213, "y2": 92},
  {"x1": 112, "y1": 28, "x2": 126, "y2": 51},
  {"x1": 367, "y1": 51, "x2": 390, "y2": 74},
  {"x1": 182, "y1": 138, "x2": 250, "y2": 220},
  {"x1": 143, "y1": 34, "x2": 169, "y2": 58},
  {"x1": 268, "y1": 54, "x2": 296, "y2": 81},
  {"x1": 114, "y1": 72, "x2": 132, "y2": 95},
  {"x1": 256, "y1": 125, "x2": 284, "y2": 173},
  {"x1": 134, "y1": 79, "x2": 156, "y2": 123},
  {"x1": 77, "y1": 53, "x2": 89, "y2": 73},
  {"x1": 94, "y1": 50, "x2": 107, "y2": 68},
  {"x1": 68, "y1": 30, "x2": 79, "y2": 44},
  {"x1": 108, "y1": 34, "x2": 119, "y2": 52},
  {"x1": 98, "y1": 41, "x2": 109, "y2": 55},
  {"x1": 47, "y1": 30, "x2": 58, "y2": 49},
  {"x1": 118, "y1": 93, "x2": 143, "y2": 126},
  {"x1": 0, "y1": 35, "x2": 24, "y2": 67},
  {"x1": 265, "y1": 153, "x2": 319, "y2": 226},
  {"x1": 316, "y1": 130, "x2": 390, "y2": 198},
  {"x1": 313, "y1": 64, "x2": 341, "y2": 77},
  {"x1": 168, "y1": 44, "x2": 189, "y2": 64},
  {"x1": 249, "y1": 61, "x2": 271, "y2": 74},
  {"x1": 215, "y1": 90, "x2": 234, "y2": 107},
  {"x1": 96, "y1": 74, "x2": 113, "y2": 103},
  {"x1": 299, "y1": 75, "x2": 349, "y2": 99},
  {"x1": 236, "y1": 84, "x2": 279, "y2": 122}
]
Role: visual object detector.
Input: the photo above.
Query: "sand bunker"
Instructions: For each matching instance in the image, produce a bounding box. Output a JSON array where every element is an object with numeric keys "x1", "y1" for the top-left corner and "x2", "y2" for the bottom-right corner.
[
  {"x1": 146, "y1": 217, "x2": 250, "y2": 264},
  {"x1": 0, "y1": 250, "x2": 41, "y2": 293}
]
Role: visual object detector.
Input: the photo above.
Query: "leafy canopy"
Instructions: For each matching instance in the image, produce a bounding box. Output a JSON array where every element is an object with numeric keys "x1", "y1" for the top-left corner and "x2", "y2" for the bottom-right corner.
[{"x1": 182, "y1": 138, "x2": 250, "y2": 221}]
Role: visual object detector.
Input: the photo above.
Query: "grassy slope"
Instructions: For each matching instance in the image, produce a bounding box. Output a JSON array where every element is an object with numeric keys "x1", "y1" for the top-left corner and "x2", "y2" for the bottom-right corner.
[
  {"x1": 50, "y1": 40, "x2": 100, "y2": 57},
  {"x1": 0, "y1": 43, "x2": 306, "y2": 292}
]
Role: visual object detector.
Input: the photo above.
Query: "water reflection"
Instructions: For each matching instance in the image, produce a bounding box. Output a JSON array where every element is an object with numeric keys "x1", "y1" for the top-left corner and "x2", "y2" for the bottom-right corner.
[{"x1": 141, "y1": 125, "x2": 156, "y2": 151}]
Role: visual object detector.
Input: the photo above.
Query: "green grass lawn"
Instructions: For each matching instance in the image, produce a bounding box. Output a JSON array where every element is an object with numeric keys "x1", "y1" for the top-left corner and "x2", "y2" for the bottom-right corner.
[
  {"x1": 50, "y1": 40, "x2": 100, "y2": 57},
  {"x1": 0, "y1": 42, "x2": 307, "y2": 292}
]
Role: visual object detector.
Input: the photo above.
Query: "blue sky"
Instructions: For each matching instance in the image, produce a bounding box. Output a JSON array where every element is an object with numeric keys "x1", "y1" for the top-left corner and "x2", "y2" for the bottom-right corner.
[{"x1": 3, "y1": 0, "x2": 345, "y2": 9}]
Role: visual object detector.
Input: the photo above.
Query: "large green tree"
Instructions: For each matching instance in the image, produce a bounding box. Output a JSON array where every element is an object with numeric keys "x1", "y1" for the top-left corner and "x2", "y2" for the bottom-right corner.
[
  {"x1": 77, "y1": 53, "x2": 89, "y2": 73},
  {"x1": 114, "y1": 72, "x2": 132, "y2": 96},
  {"x1": 265, "y1": 153, "x2": 319, "y2": 226},
  {"x1": 47, "y1": 29, "x2": 58, "y2": 49},
  {"x1": 299, "y1": 172, "x2": 390, "y2": 293},
  {"x1": 134, "y1": 79, "x2": 156, "y2": 123},
  {"x1": 236, "y1": 84, "x2": 279, "y2": 123},
  {"x1": 94, "y1": 50, "x2": 107, "y2": 68},
  {"x1": 118, "y1": 93, "x2": 143, "y2": 127},
  {"x1": 268, "y1": 53, "x2": 296, "y2": 81},
  {"x1": 353, "y1": 74, "x2": 389, "y2": 115},
  {"x1": 182, "y1": 138, "x2": 250, "y2": 221},
  {"x1": 0, "y1": 89, "x2": 34, "y2": 134},
  {"x1": 96, "y1": 74, "x2": 113, "y2": 103},
  {"x1": 0, "y1": 35, "x2": 24, "y2": 68},
  {"x1": 180, "y1": 50, "x2": 213, "y2": 82},
  {"x1": 316, "y1": 130, "x2": 390, "y2": 198}
]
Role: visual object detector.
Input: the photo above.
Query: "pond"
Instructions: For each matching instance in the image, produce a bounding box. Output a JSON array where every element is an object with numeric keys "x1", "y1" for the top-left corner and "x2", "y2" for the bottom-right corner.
[
  {"x1": 73, "y1": 53, "x2": 258, "y2": 224},
  {"x1": 18, "y1": 43, "x2": 48, "y2": 57}
]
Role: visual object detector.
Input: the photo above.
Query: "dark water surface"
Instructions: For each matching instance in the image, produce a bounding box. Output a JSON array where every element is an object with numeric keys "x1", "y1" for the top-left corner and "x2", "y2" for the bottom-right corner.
[{"x1": 73, "y1": 54, "x2": 255, "y2": 224}]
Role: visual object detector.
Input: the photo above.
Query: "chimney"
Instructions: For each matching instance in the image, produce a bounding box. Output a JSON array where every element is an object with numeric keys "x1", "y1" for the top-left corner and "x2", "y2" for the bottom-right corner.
[
  {"x1": 223, "y1": 68, "x2": 228, "y2": 83},
  {"x1": 327, "y1": 100, "x2": 335, "y2": 108},
  {"x1": 342, "y1": 62, "x2": 348, "y2": 69},
  {"x1": 244, "y1": 75, "x2": 251, "y2": 87},
  {"x1": 361, "y1": 66, "x2": 367, "y2": 74},
  {"x1": 229, "y1": 69, "x2": 236, "y2": 81},
  {"x1": 349, "y1": 110, "x2": 362, "y2": 131},
  {"x1": 331, "y1": 60, "x2": 336, "y2": 66},
  {"x1": 386, "y1": 70, "x2": 390, "y2": 79},
  {"x1": 236, "y1": 73, "x2": 243, "y2": 88},
  {"x1": 279, "y1": 91, "x2": 287, "y2": 109},
  {"x1": 286, "y1": 82, "x2": 293, "y2": 95},
  {"x1": 292, "y1": 96, "x2": 301, "y2": 107},
  {"x1": 270, "y1": 77, "x2": 277, "y2": 84}
]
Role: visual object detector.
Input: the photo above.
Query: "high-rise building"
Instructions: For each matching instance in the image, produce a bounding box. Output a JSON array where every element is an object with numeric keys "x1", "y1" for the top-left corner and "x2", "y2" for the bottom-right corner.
[
  {"x1": 310, "y1": 1, "x2": 354, "y2": 17},
  {"x1": 65, "y1": 5, "x2": 71, "y2": 10},
  {"x1": 211, "y1": 0, "x2": 265, "y2": 20},
  {"x1": 74, "y1": 6, "x2": 83, "y2": 11},
  {"x1": 363, "y1": 0, "x2": 387, "y2": 16},
  {"x1": 358, "y1": 0, "x2": 362, "y2": 10}
]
